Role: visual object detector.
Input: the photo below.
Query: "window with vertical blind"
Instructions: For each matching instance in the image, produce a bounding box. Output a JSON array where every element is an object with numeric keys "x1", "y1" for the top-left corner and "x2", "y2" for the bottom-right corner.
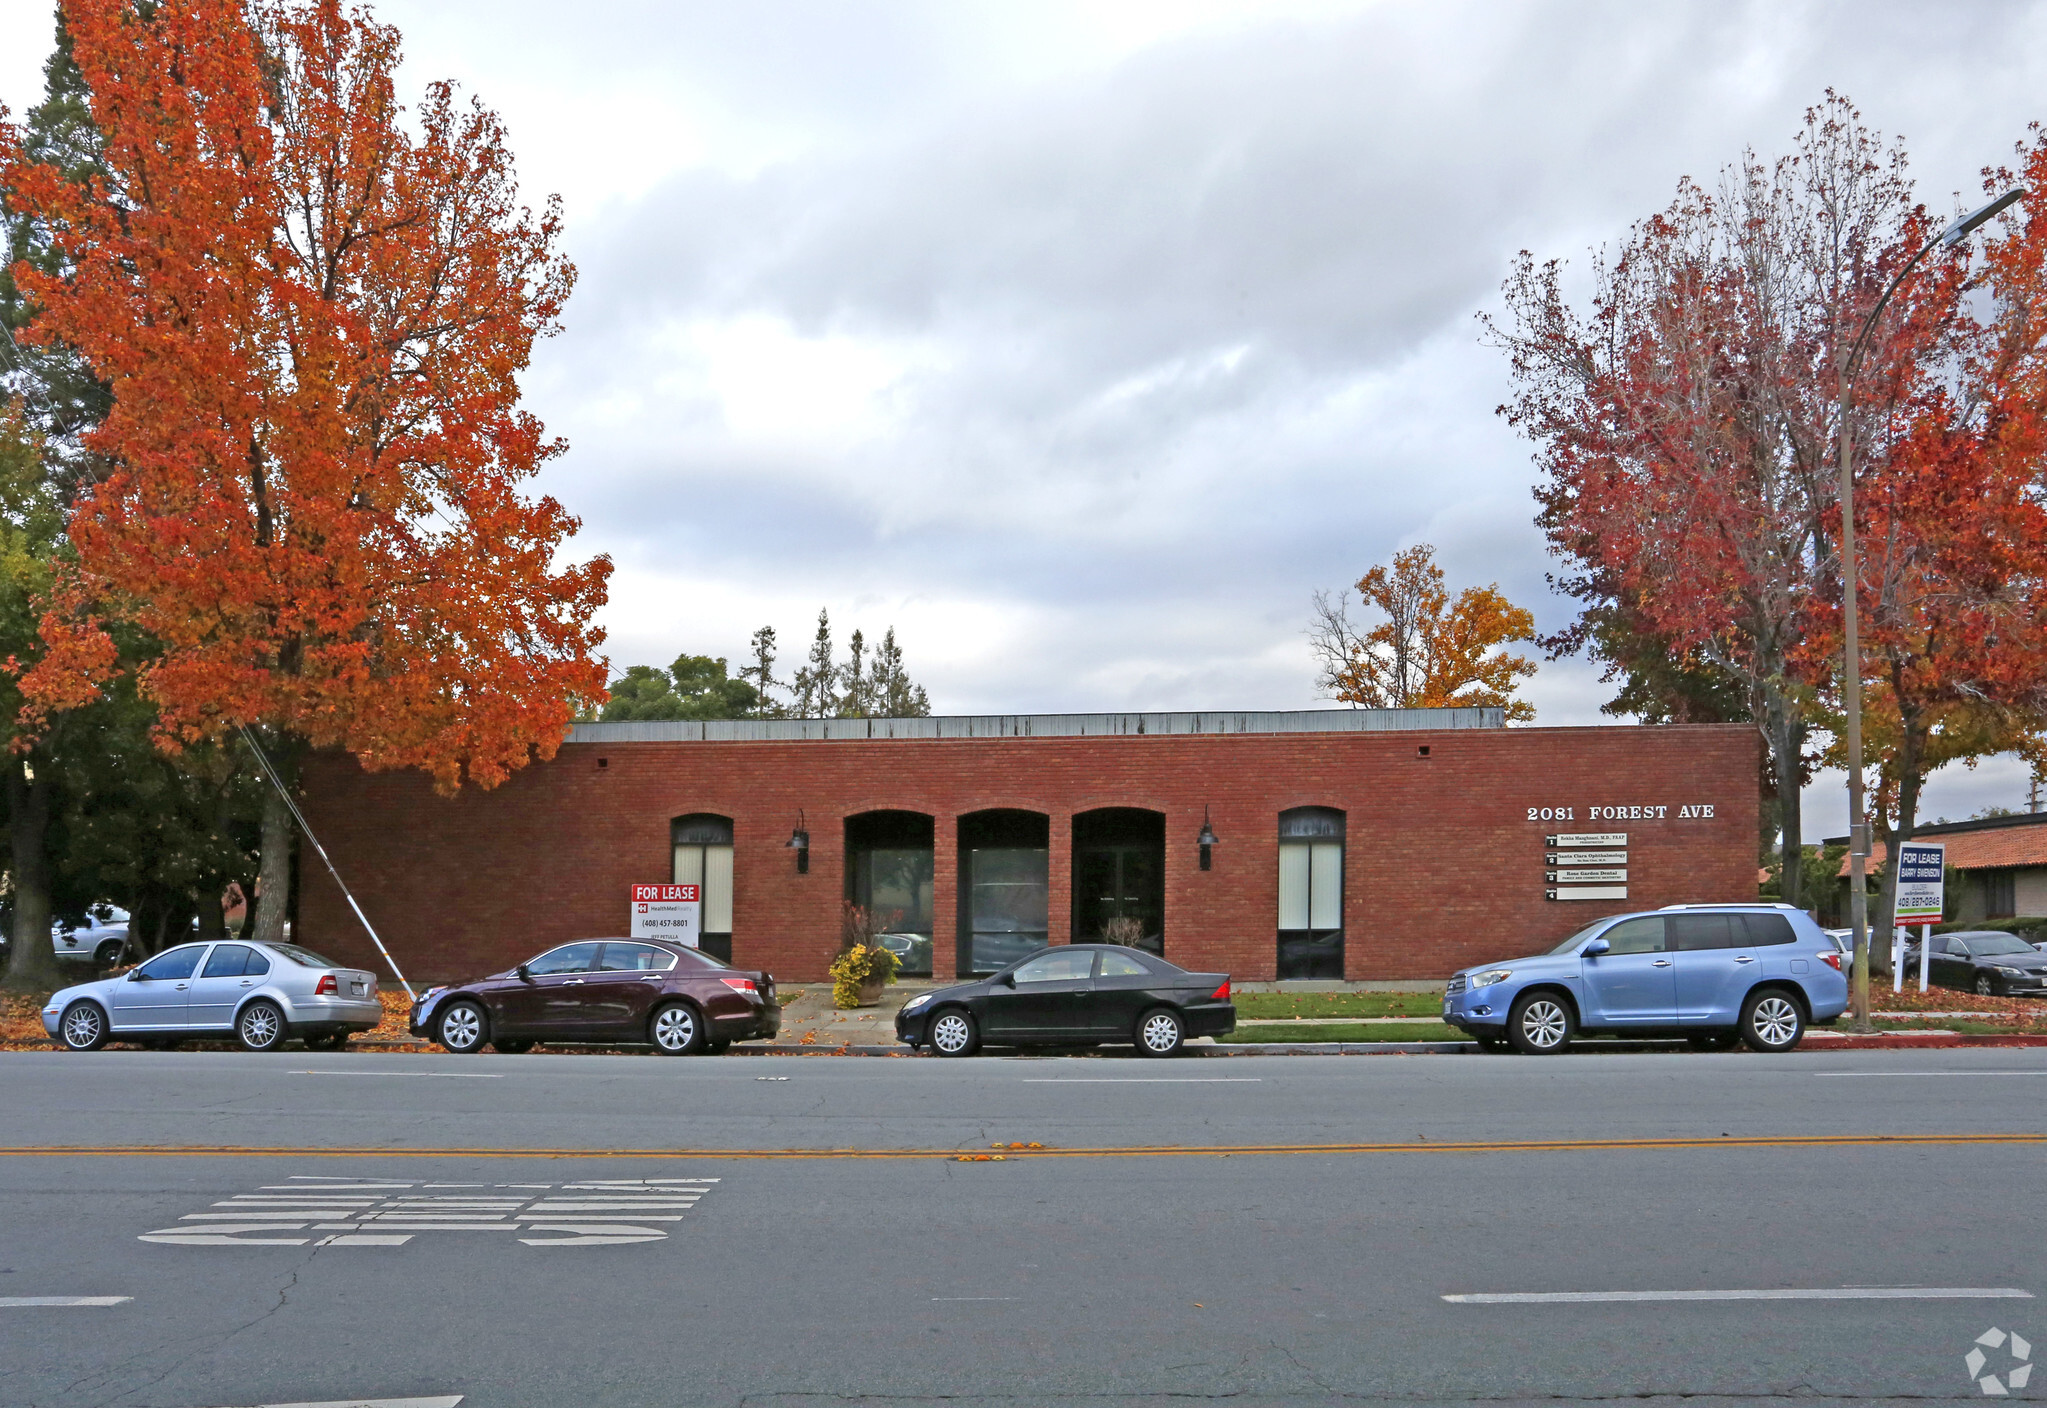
[
  {"x1": 672, "y1": 814, "x2": 735, "y2": 961},
  {"x1": 1277, "y1": 807, "x2": 1344, "y2": 979}
]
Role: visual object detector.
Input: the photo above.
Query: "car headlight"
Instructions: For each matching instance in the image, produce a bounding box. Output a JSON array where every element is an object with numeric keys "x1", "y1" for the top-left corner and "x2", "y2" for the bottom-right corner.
[
  {"x1": 1994, "y1": 966, "x2": 2028, "y2": 979},
  {"x1": 902, "y1": 992, "x2": 933, "y2": 1012},
  {"x1": 1471, "y1": 969, "x2": 1513, "y2": 989}
]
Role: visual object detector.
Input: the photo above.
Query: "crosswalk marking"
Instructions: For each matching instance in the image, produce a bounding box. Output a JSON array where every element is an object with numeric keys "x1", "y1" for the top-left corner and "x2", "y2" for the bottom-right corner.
[{"x1": 141, "y1": 1177, "x2": 720, "y2": 1249}]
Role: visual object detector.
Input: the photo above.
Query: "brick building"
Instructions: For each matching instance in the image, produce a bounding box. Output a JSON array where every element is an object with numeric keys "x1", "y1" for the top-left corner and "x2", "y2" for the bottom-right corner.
[{"x1": 297, "y1": 708, "x2": 1760, "y2": 985}]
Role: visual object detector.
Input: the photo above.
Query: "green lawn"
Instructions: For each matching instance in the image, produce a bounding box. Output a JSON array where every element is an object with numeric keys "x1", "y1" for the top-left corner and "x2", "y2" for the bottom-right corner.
[
  {"x1": 1226, "y1": 1021, "x2": 1468, "y2": 1044},
  {"x1": 1232, "y1": 992, "x2": 1442, "y2": 1019}
]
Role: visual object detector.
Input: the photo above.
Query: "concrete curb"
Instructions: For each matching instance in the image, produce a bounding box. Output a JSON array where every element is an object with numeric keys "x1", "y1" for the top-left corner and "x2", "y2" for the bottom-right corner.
[{"x1": 339, "y1": 1032, "x2": 2047, "y2": 1057}]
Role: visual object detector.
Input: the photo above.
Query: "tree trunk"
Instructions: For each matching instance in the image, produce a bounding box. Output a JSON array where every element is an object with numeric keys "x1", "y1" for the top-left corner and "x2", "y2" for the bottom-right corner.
[
  {"x1": 1875, "y1": 712, "x2": 1928, "y2": 945},
  {"x1": 250, "y1": 763, "x2": 296, "y2": 946},
  {"x1": 195, "y1": 887, "x2": 227, "y2": 941},
  {"x1": 3, "y1": 750, "x2": 60, "y2": 991},
  {"x1": 1760, "y1": 687, "x2": 1806, "y2": 910}
]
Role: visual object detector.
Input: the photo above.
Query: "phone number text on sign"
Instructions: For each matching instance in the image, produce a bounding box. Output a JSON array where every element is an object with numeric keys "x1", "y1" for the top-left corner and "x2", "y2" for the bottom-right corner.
[{"x1": 631, "y1": 884, "x2": 702, "y2": 945}]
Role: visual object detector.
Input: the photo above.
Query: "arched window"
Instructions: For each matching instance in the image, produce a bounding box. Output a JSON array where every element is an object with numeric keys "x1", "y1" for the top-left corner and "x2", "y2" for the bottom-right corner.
[
  {"x1": 846, "y1": 811, "x2": 935, "y2": 976},
  {"x1": 1277, "y1": 807, "x2": 1344, "y2": 979},
  {"x1": 672, "y1": 814, "x2": 734, "y2": 962}
]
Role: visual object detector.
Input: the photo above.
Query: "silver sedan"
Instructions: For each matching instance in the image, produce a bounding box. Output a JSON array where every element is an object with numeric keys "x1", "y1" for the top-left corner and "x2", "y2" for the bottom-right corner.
[{"x1": 42, "y1": 940, "x2": 383, "y2": 1052}]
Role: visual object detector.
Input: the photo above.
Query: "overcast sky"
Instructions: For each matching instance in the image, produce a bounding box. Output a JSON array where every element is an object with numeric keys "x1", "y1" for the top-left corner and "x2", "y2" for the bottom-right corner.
[{"x1": 3, "y1": 0, "x2": 2044, "y2": 829}]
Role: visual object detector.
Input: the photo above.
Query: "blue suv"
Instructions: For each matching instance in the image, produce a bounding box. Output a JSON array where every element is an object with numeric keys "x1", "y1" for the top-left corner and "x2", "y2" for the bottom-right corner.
[{"x1": 1441, "y1": 904, "x2": 1848, "y2": 1054}]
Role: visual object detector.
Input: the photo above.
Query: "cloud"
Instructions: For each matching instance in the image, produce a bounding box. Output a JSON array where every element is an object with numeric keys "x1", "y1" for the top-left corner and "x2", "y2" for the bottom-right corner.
[{"x1": 6, "y1": 0, "x2": 2047, "y2": 744}]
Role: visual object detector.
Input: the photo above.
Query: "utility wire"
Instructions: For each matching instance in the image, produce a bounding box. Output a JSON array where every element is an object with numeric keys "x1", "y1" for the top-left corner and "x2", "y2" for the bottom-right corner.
[{"x1": 238, "y1": 724, "x2": 416, "y2": 1002}]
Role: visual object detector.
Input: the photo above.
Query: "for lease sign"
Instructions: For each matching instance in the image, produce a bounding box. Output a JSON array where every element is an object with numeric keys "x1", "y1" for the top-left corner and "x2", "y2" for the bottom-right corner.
[
  {"x1": 631, "y1": 883, "x2": 702, "y2": 946},
  {"x1": 1893, "y1": 841, "x2": 1946, "y2": 925}
]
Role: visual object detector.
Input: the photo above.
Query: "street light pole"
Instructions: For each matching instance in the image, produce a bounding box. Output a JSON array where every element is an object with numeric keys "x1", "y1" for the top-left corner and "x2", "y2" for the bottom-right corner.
[{"x1": 1838, "y1": 187, "x2": 2025, "y2": 1030}]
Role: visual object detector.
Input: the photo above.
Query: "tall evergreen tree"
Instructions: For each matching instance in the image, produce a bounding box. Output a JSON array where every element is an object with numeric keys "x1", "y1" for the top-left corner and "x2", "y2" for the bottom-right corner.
[
  {"x1": 871, "y1": 626, "x2": 931, "y2": 717},
  {"x1": 790, "y1": 610, "x2": 838, "y2": 718}
]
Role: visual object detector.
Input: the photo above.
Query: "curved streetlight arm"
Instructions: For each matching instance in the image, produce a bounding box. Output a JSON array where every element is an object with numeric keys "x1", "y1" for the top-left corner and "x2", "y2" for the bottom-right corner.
[{"x1": 1842, "y1": 188, "x2": 2027, "y2": 385}]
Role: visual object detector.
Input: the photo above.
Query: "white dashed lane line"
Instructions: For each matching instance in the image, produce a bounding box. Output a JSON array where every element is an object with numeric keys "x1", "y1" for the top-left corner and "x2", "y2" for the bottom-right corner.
[
  {"x1": 288, "y1": 1070, "x2": 505, "y2": 1079},
  {"x1": 0, "y1": 1296, "x2": 132, "y2": 1307},
  {"x1": 1444, "y1": 1288, "x2": 2035, "y2": 1304},
  {"x1": 200, "y1": 1398, "x2": 462, "y2": 1408}
]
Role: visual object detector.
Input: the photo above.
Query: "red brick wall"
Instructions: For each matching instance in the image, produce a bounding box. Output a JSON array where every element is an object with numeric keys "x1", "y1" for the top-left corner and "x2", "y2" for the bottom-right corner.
[{"x1": 297, "y1": 723, "x2": 1759, "y2": 985}]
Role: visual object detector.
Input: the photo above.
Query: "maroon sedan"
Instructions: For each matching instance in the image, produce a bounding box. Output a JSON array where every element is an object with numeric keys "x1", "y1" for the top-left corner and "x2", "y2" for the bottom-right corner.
[{"x1": 410, "y1": 939, "x2": 779, "y2": 1055}]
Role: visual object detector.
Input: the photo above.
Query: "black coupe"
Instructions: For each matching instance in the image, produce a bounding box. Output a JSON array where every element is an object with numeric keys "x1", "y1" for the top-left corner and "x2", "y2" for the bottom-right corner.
[{"x1": 894, "y1": 944, "x2": 1235, "y2": 1057}]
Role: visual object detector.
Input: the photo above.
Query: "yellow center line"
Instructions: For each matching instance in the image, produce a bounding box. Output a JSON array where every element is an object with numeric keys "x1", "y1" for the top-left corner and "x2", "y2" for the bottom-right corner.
[{"x1": 0, "y1": 1132, "x2": 2043, "y2": 1160}]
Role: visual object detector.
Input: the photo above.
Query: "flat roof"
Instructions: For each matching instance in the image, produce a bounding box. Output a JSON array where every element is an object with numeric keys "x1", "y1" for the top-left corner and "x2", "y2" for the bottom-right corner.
[{"x1": 567, "y1": 705, "x2": 1504, "y2": 744}]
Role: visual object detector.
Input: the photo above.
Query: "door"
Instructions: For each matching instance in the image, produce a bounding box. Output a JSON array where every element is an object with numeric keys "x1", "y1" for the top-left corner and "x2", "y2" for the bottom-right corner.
[
  {"x1": 1671, "y1": 914, "x2": 1754, "y2": 1025},
  {"x1": 1578, "y1": 917, "x2": 1675, "y2": 1026},
  {"x1": 981, "y1": 948, "x2": 1096, "y2": 1038},
  {"x1": 493, "y1": 942, "x2": 603, "y2": 1035},
  {"x1": 1086, "y1": 947, "x2": 1160, "y2": 1035},
  {"x1": 187, "y1": 943, "x2": 263, "y2": 1028},
  {"x1": 575, "y1": 943, "x2": 675, "y2": 1037},
  {"x1": 109, "y1": 945, "x2": 206, "y2": 1030}
]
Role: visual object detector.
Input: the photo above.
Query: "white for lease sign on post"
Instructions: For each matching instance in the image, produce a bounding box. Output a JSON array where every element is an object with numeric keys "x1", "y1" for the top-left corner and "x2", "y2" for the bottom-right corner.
[
  {"x1": 631, "y1": 884, "x2": 702, "y2": 947},
  {"x1": 1893, "y1": 841, "x2": 1946, "y2": 925}
]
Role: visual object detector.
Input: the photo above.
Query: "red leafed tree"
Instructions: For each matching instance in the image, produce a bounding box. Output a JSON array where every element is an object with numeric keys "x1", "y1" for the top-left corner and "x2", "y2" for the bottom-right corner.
[
  {"x1": 0, "y1": 0, "x2": 609, "y2": 943},
  {"x1": 1807, "y1": 142, "x2": 2047, "y2": 926},
  {"x1": 1486, "y1": 96, "x2": 1946, "y2": 908}
]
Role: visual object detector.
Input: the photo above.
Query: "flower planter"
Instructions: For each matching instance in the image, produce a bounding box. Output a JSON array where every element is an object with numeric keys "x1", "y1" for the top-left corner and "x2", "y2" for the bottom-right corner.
[{"x1": 855, "y1": 976, "x2": 887, "y2": 1007}]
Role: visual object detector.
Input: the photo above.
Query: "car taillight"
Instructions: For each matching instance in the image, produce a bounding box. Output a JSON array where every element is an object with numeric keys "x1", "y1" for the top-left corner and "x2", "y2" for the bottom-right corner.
[
  {"x1": 315, "y1": 973, "x2": 338, "y2": 995},
  {"x1": 720, "y1": 977, "x2": 758, "y2": 995},
  {"x1": 1820, "y1": 951, "x2": 1842, "y2": 972},
  {"x1": 1210, "y1": 980, "x2": 1231, "y2": 1001}
]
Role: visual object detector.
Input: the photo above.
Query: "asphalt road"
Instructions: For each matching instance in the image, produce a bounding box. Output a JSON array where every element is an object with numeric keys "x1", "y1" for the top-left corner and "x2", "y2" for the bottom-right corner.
[{"x1": 4, "y1": 1045, "x2": 2045, "y2": 1407}]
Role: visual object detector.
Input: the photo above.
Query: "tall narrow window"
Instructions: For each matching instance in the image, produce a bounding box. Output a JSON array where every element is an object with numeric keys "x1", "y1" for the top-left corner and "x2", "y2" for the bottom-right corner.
[
  {"x1": 1277, "y1": 807, "x2": 1344, "y2": 979},
  {"x1": 846, "y1": 812, "x2": 936, "y2": 977},
  {"x1": 672, "y1": 814, "x2": 735, "y2": 961}
]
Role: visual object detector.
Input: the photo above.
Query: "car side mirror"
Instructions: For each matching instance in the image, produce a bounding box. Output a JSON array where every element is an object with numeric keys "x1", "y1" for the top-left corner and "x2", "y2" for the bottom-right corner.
[
  {"x1": 1581, "y1": 938, "x2": 1610, "y2": 957},
  {"x1": 516, "y1": 963, "x2": 532, "y2": 981},
  {"x1": 999, "y1": 972, "x2": 1016, "y2": 987},
  {"x1": 126, "y1": 969, "x2": 146, "y2": 982}
]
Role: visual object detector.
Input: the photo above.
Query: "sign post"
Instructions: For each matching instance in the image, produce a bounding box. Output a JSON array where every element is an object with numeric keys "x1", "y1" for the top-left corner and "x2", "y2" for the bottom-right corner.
[
  {"x1": 631, "y1": 883, "x2": 702, "y2": 947},
  {"x1": 1893, "y1": 841, "x2": 1946, "y2": 995}
]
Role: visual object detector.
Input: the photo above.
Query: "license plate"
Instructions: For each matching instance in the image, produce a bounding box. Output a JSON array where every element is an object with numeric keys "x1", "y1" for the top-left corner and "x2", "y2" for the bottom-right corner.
[{"x1": 350, "y1": 981, "x2": 365, "y2": 995}]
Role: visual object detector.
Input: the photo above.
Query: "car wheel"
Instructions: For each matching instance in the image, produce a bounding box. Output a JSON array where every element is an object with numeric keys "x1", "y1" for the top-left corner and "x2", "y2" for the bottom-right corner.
[
  {"x1": 236, "y1": 1000, "x2": 287, "y2": 1052},
  {"x1": 650, "y1": 1002, "x2": 704, "y2": 1055},
  {"x1": 94, "y1": 939, "x2": 125, "y2": 967},
  {"x1": 490, "y1": 1038, "x2": 534, "y2": 1054},
  {"x1": 1136, "y1": 1007, "x2": 1185, "y2": 1058},
  {"x1": 1975, "y1": 973, "x2": 1997, "y2": 997},
  {"x1": 437, "y1": 999, "x2": 488, "y2": 1054},
  {"x1": 302, "y1": 1031, "x2": 349, "y2": 1052},
  {"x1": 58, "y1": 1001, "x2": 108, "y2": 1051},
  {"x1": 1506, "y1": 992, "x2": 1572, "y2": 1054},
  {"x1": 1739, "y1": 989, "x2": 1804, "y2": 1053},
  {"x1": 929, "y1": 1008, "x2": 978, "y2": 1057}
]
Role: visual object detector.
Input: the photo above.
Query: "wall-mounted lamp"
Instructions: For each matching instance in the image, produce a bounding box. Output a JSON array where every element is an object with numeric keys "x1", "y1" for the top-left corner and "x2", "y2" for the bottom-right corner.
[
  {"x1": 1197, "y1": 805, "x2": 1220, "y2": 872},
  {"x1": 786, "y1": 809, "x2": 810, "y2": 874}
]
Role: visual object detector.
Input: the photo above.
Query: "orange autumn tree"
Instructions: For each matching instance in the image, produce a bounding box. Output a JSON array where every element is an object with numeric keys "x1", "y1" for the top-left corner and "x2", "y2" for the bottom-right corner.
[
  {"x1": 0, "y1": 0, "x2": 610, "y2": 944},
  {"x1": 1310, "y1": 544, "x2": 1538, "y2": 721}
]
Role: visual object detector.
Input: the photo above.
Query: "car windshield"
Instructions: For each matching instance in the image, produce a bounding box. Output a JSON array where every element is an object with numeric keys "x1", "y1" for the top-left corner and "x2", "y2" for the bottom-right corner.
[
  {"x1": 1549, "y1": 921, "x2": 1610, "y2": 955},
  {"x1": 1963, "y1": 934, "x2": 2035, "y2": 957},
  {"x1": 264, "y1": 943, "x2": 339, "y2": 968}
]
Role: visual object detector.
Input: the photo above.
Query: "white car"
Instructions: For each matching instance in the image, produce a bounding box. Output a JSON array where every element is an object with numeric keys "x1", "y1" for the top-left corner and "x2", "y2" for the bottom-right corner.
[
  {"x1": 53, "y1": 908, "x2": 131, "y2": 966},
  {"x1": 42, "y1": 939, "x2": 383, "y2": 1052}
]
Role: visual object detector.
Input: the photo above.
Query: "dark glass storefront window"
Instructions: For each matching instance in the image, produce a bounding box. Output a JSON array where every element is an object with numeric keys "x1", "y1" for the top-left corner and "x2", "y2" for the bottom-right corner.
[
  {"x1": 846, "y1": 811, "x2": 935, "y2": 976},
  {"x1": 957, "y1": 809, "x2": 1050, "y2": 975},
  {"x1": 1073, "y1": 808, "x2": 1165, "y2": 955},
  {"x1": 1277, "y1": 806, "x2": 1344, "y2": 979}
]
